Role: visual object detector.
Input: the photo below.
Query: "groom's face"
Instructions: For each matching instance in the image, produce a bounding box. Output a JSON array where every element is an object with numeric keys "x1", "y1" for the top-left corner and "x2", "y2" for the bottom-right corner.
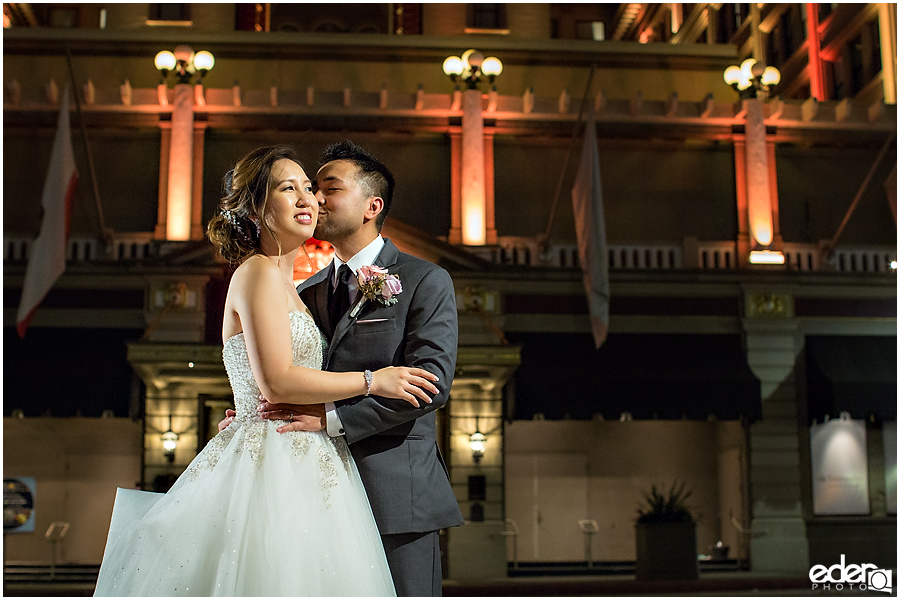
[{"x1": 313, "y1": 160, "x2": 368, "y2": 243}]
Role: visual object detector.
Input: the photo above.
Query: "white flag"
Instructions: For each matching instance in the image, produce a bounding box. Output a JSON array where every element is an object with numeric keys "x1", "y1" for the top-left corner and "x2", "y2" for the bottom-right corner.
[
  {"x1": 571, "y1": 109, "x2": 609, "y2": 348},
  {"x1": 17, "y1": 89, "x2": 78, "y2": 338}
]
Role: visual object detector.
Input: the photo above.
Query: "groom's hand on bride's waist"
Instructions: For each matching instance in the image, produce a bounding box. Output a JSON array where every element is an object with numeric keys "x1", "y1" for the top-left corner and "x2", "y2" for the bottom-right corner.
[{"x1": 257, "y1": 397, "x2": 325, "y2": 433}]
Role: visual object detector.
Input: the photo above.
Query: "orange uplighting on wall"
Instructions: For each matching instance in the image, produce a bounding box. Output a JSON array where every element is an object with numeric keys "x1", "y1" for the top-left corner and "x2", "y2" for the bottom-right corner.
[
  {"x1": 293, "y1": 238, "x2": 334, "y2": 284},
  {"x1": 748, "y1": 209, "x2": 773, "y2": 246},
  {"x1": 462, "y1": 203, "x2": 486, "y2": 246}
]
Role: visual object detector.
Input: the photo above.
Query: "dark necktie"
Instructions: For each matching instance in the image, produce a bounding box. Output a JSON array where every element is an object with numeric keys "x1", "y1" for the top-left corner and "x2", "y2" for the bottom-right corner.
[{"x1": 329, "y1": 264, "x2": 352, "y2": 333}]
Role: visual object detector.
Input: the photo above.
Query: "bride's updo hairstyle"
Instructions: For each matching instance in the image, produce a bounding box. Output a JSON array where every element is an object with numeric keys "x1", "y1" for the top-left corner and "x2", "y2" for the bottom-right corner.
[{"x1": 207, "y1": 145, "x2": 303, "y2": 264}]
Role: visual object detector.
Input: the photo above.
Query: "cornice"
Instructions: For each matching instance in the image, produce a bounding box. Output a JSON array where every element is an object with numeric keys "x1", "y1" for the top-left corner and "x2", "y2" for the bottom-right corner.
[{"x1": 2, "y1": 27, "x2": 737, "y2": 70}]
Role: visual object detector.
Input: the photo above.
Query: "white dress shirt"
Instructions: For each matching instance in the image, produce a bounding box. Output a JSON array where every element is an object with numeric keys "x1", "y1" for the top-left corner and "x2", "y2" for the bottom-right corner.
[{"x1": 325, "y1": 235, "x2": 385, "y2": 437}]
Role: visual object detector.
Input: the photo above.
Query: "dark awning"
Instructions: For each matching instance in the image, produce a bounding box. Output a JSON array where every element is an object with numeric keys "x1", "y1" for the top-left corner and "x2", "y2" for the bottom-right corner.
[
  {"x1": 806, "y1": 335, "x2": 897, "y2": 422},
  {"x1": 507, "y1": 333, "x2": 761, "y2": 422}
]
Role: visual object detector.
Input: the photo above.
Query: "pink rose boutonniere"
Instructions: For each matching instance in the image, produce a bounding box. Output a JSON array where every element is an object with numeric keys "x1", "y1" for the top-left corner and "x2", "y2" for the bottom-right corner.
[{"x1": 350, "y1": 265, "x2": 402, "y2": 318}]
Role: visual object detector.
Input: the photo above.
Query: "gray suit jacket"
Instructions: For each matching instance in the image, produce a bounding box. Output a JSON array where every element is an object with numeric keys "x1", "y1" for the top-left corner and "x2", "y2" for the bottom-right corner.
[{"x1": 297, "y1": 239, "x2": 464, "y2": 535}]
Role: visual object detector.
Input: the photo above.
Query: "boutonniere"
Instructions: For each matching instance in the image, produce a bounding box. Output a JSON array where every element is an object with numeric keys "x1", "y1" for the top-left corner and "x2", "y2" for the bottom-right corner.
[{"x1": 349, "y1": 265, "x2": 402, "y2": 318}]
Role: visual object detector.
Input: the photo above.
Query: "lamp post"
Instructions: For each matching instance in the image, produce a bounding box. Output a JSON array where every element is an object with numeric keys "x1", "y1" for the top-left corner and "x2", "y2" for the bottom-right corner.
[
  {"x1": 155, "y1": 46, "x2": 214, "y2": 241},
  {"x1": 443, "y1": 50, "x2": 502, "y2": 246},
  {"x1": 724, "y1": 59, "x2": 784, "y2": 266}
]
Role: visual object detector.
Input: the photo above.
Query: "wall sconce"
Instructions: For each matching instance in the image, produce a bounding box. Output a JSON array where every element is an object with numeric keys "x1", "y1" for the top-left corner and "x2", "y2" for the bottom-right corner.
[
  {"x1": 469, "y1": 431, "x2": 487, "y2": 464},
  {"x1": 723, "y1": 58, "x2": 780, "y2": 100},
  {"x1": 155, "y1": 45, "x2": 215, "y2": 85},
  {"x1": 160, "y1": 414, "x2": 180, "y2": 462},
  {"x1": 443, "y1": 49, "x2": 502, "y2": 90},
  {"x1": 161, "y1": 429, "x2": 179, "y2": 462}
]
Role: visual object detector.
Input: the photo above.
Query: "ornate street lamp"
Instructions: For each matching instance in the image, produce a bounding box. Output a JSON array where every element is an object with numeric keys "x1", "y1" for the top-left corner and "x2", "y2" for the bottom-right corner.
[
  {"x1": 155, "y1": 45, "x2": 215, "y2": 85},
  {"x1": 443, "y1": 49, "x2": 502, "y2": 90},
  {"x1": 723, "y1": 58, "x2": 780, "y2": 100}
]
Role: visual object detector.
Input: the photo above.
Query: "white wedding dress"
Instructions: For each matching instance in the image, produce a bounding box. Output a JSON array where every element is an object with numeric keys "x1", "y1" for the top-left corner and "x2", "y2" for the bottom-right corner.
[{"x1": 94, "y1": 310, "x2": 395, "y2": 596}]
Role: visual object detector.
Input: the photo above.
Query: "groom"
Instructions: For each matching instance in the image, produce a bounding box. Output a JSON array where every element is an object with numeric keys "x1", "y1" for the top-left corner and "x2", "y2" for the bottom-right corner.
[{"x1": 225, "y1": 140, "x2": 464, "y2": 596}]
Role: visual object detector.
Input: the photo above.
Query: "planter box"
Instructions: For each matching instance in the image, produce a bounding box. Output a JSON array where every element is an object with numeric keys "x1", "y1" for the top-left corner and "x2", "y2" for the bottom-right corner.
[{"x1": 635, "y1": 522, "x2": 699, "y2": 581}]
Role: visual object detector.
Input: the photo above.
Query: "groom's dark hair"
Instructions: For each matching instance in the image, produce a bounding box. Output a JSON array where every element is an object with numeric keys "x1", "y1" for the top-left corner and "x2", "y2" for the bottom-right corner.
[{"x1": 321, "y1": 140, "x2": 394, "y2": 231}]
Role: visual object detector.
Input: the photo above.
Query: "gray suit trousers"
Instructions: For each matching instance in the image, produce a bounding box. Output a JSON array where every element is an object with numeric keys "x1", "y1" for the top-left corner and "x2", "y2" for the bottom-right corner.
[{"x1": 382, "y1": 531, "x2": 442, "y2": 597}]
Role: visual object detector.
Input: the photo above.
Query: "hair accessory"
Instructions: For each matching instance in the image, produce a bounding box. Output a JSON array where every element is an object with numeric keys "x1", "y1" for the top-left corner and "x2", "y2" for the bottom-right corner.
[{"x1": 222, "y1": 209, "x2": 240, "y2": 227}]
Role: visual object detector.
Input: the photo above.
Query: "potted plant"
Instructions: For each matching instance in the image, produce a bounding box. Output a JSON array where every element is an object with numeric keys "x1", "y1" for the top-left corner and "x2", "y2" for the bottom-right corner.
[{"x1": 634, "y1": 482, "x2": 699, "y2": 581}]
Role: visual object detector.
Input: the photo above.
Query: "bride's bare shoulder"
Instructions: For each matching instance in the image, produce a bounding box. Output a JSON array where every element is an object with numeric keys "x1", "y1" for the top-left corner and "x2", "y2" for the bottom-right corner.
[
  {"x1": 233, "y1": 255, "x2": 279, "y2": 281},
  {"x1": 229, "y1": 256, "x2": 282, "y2": 302}
]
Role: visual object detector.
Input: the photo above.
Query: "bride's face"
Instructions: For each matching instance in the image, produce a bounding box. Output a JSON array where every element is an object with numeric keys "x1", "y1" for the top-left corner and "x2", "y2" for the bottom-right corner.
[{"x1": 263, "y1": 159, "x2": 318, "y2": 247}]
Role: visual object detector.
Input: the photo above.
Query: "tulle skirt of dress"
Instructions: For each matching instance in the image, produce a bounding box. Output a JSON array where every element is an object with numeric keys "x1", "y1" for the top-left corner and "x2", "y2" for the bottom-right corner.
[{"x1": 94, "y1": 418, "x2": 395, "y2": 597}]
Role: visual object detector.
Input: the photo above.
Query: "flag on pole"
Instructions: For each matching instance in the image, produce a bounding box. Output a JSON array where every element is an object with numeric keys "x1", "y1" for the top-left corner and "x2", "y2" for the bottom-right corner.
[
  {"x1": 571, "y1": 108, "x2": 609, "y2": 349},
  {"x1": 17, "y1": 88, "x2": 78, "y2": 338}
]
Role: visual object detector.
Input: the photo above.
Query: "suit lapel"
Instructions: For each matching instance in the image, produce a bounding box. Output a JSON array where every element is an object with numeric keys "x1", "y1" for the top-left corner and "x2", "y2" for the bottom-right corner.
[
  {"x1": 298, "y1": 263, "x2": 335, "y2": 339},
  {"x1": 374, "y1": 238, "x2": 399, "y2": 270},
  {"x1": 325, "y1": 239, "x2": 400, "y2": 367}
]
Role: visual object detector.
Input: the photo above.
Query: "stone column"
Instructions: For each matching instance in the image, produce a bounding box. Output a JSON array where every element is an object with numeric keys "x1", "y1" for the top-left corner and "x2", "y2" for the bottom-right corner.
[
  {"x1": 744, "y1": 98, "x2": 773, "y2": 248},
  {"x1": 449, "y1": 131, "x2": 462, "y2": 244},
  {"x1": 166, "y1": 83, "x2": 194, "y2": 240},
  {"x1": 190, "y1": 121, "x2": 207, "y2": 240},
  {"x1": 461, "y1": 89, "x2": 486, "y2": 245},
  {"x1": 154, "y1": 124, "x2": 171, "y2": 240},
  {"x1": 742, "y1": 290, "x2": 810, "y2": 574},
  {"x1": 484, "y1": 131, "x2": 497, "y2": 245}
]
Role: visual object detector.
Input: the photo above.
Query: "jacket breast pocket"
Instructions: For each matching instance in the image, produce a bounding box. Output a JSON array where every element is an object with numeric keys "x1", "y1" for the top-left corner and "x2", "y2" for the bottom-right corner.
[{"x1": 353, "y1": 317, "x2": 398, "y2": 335}]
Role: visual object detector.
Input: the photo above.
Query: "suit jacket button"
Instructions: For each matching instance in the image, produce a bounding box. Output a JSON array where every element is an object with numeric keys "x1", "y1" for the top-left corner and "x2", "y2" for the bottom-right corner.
[{"x1": 339, "y1": 429, "x2": 345, "y2": 435}]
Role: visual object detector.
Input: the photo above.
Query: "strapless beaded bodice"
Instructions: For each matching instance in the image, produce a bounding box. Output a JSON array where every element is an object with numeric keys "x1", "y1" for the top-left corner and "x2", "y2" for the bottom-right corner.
[{"x1": 223, "y1": 310, "x2": 324, "y2": 419}]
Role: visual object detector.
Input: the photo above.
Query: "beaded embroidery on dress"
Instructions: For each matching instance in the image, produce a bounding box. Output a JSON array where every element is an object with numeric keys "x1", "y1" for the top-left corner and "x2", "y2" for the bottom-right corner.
[{"x1": 94, "y1": 311, "x2": 395, "y2": 597}]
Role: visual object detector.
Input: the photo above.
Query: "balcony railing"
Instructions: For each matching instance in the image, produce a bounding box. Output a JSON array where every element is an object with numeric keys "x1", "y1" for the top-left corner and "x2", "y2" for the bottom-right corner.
[
  {"x1": 5, "y1": 233, "x2": 155, "y2": 263},
  {"x1": 3, "y1": 234, "x2": 895, "y2": 274},
  {"x1": 488, "y1": 237, "x2": 895, "y2": 274}
]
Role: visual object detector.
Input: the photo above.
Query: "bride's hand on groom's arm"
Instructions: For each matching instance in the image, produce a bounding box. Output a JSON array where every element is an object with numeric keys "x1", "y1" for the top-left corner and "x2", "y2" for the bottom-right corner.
[{"x1": 371, "y1": 366, "x2": 438, "y2": 407}]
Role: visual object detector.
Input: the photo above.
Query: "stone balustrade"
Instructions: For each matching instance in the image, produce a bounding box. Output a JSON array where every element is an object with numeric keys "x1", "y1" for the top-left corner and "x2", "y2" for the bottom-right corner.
[{"x1": 3, "y1": 233, "x2": 895, "y2": 274}]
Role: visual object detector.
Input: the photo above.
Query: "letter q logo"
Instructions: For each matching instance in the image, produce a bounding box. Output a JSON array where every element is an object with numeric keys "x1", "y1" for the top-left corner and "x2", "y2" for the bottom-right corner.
[{"x1": 867, "y1": 569, "x2": 892, "y2": 594}]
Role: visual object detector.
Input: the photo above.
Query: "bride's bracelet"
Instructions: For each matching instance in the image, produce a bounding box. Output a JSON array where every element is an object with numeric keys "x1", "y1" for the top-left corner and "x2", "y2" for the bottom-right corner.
[{"x1": 363, "y1": 369, "x2": 373, "y2": 397}]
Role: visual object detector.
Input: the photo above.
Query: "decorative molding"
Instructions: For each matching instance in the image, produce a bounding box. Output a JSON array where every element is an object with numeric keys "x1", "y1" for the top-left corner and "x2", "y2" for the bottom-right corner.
[{"x1": 747, "y1": 293, "x2": 791, "y2": 318}]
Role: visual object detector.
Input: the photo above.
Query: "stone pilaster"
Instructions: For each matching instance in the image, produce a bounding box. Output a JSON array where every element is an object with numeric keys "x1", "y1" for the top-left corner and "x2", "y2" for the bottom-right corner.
[{"x1": 742, "y1": 289, "x2": 810, "y2": 574}]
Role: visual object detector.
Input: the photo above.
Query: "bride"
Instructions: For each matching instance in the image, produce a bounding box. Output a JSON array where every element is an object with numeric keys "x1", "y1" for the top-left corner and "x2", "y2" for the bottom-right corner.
[{"x1": 94, "y1": 146, "x2": 438, "y2": 597}]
